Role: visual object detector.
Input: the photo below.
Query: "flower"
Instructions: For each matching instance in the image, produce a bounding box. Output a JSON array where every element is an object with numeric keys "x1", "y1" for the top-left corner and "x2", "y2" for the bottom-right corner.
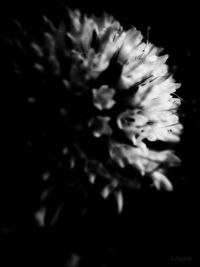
[{"x1": 13, "y1": 9, "x2": 182, "y2": 214}]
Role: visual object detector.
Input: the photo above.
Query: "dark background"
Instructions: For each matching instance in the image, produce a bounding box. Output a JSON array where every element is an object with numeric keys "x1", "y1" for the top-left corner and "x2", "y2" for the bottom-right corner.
[{"x1": 0, "y1": 0, "x2": 198, "y2": 266}]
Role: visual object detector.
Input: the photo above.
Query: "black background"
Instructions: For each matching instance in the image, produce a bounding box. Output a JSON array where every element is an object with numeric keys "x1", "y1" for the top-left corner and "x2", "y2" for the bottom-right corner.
[{"x1": 0, "y1": 0, "x2": 198, "y2": 266}]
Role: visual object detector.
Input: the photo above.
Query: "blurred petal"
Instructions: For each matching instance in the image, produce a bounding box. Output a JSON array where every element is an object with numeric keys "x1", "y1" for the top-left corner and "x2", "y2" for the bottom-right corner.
[{"x1": 115, "y1": 191, "x2": 123, "y2": 213}]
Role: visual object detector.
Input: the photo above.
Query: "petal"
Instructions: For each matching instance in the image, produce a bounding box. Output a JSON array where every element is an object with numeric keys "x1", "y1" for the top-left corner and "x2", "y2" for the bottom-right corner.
[
  {"x1": 93, "y1": 86, "x2": 115, "y2": 110},
  {"x1": 151, "y1": 171, "x2": 173, "y2": 191},
  {"x1": 115, "y1": 191, "x2": 123, "y2": 213}
]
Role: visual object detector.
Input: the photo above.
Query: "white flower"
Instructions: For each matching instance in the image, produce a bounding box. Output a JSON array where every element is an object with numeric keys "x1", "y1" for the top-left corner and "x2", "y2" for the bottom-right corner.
[{"x1": 15, "y1": 9, "x2": 183, "y2": 213}]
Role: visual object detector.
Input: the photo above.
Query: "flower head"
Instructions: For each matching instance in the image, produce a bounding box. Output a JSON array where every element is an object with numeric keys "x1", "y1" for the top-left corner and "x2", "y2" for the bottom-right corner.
[{"x1": 13, "y1": 9, "x2": 183, "y2": 213}]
